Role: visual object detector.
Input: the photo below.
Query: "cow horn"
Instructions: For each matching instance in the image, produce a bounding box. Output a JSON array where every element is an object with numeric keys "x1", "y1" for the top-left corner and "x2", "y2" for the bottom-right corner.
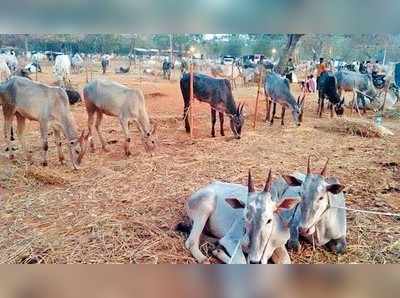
[
  {"x1": 307, "y1": 155, "x2": 311, "y2": 175},
  {"x1": 263, "y1": 169, "x2": 272, "y2": 192},
  {"x1": 321, "y1": 158, "x2": 329, "y2": 177},
  {"x1": 240, "y1": 103, "x2": 245, "y2": 113},
  {"x1": 248, "y1": 170, "x2": 255, "y2": 193}
]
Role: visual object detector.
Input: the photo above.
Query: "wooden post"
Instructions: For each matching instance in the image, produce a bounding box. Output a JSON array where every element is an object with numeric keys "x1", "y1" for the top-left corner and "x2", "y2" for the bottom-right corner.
[
  {"x1": 35, "y1": 67, "x2": 38, "y2": 81},
  {"x1": 231, "y1": 62, "x2": 234, "y2": 88},
  {"x1": 85, "y1": 58, "x2": 89, "y2": 83},
  {"x1": 189, "y1": 62, "x2": 194, "y2": 139},
  {"x1": 253, "y1": 69, "x2": 264, "y2": 129}
]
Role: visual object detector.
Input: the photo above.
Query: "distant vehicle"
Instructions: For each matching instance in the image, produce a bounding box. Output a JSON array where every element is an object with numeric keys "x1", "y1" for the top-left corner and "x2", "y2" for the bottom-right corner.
[{"x1": 221, "y1": 55, "x2": 235, "y2": 65}]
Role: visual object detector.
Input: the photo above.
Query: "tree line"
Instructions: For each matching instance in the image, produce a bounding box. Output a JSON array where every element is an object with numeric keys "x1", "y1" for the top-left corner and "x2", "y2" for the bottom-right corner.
[{"x1": 1, "y1": 34, "x2": 400, "y2": 62}]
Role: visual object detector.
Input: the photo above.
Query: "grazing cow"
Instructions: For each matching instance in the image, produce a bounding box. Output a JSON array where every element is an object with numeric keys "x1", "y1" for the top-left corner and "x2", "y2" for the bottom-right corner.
[
  {"x1": 178, "y1": 170, "x2": 300, "y2": 264},
  {"x1": 25, "y1": 61, "x2": 42, "y2": 73},
  {"x1": 180, "y1": 73, "x2": 244, "y2": 139},
  {"x1": 279, "y1": 157, "x2": 347, "y2": 254},
  {"x1": 336, "y1": 70, "x2": 378, "y2": 112},
  {"x1": 115, "y1": 66, "x2": 130, "y2": 74},
  {"x1": 0, "y1": 77, "x2": 89, "y2": 169},
  {"x1": 264, "y1": 68, "x2": 303, "y2": 126},
  {"x1": 317, "y1": 71, "x2": 344, "y2": 117},
  {"x1": 83, "y1": 79, "x2": 156, "y2": 156},
  {"x1": 53, "y1": 55, "x2": 71, "y2": 86}
]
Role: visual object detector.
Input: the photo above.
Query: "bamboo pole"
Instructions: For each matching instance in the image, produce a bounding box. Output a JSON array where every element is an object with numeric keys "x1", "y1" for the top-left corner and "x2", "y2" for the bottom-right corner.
[
  {"x1": 85, "y1": 58, "x2": 89, "y2": 83},
  {"x1": 253, "y1": 68, "x2": 264, "y2": 129},
  {"x1": 189, "y1": 62, "x2": 194, "y2": 139}
]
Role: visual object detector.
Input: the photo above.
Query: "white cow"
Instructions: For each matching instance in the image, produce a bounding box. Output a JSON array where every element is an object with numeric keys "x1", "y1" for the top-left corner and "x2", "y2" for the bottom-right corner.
[
  {"x1": 0, "y1": 59, "x2": 11, "y2": 81},
  {"x1": 0, "y1": 54, "x2": 18, "y2": 72},
  {"x1": 53, "y1": 55, "x2": 71, "y2": 86},
  {"x1": 71, "y1": 53, "x2": 84, "y2": 73}
]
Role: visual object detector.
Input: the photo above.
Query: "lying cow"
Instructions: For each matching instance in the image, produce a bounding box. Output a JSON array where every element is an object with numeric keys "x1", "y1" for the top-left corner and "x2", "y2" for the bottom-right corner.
[
  {"x1": 83, "y1": 79, "x2": 156, "y2": 156},
  {"x1": 0, "y1": 76, "x2": 89, "y2": 169},
  {"x1": 278, "y1": 157, "x2": 347, "y2": 254},
  {"x1": 318, "y1": 71, "x2": 344, "y2": 117},
  {"x1": 264, "y1": 66, "x2": 303, "y2": 126},
  {"x1": 178, "y1": 170, "x2": 300, "y2": 264},
  {"x1": 180, "y1": 73, "x2": 244, "y2": 139}
]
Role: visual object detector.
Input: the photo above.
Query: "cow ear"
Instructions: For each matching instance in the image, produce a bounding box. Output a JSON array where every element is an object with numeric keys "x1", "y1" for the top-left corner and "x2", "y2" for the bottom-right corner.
[
  {"x1": 275, "y1": 197, "x2": 300, "y2": 213},
  {"x1": 225, "y1": 198, "x2": 246, "y2": 209},
  {"x1": 282, "y1": 175, "x2": 303, "y2": 187},
  {"x1": 326, "y1": 183, "x2": 345, "y2": 194}
]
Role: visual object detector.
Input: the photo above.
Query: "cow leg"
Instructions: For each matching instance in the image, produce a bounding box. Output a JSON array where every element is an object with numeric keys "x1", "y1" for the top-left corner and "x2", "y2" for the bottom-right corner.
[
  {"x1": 219, "y1": 112, "x2": 225, "y2": 136},
  {"x1": 319, "y1": 97, "x2": 324, "y2": 118},
  {"x1": 325, "y1": 237, "x2": 347, "y2": 254},
  {"x1": 53, "y1": 126, "x2": 65, "y2": 164},
  {"x1": 184, "y1": 101, "x2": 191, "y2": 133},
  {"x1": 287, "y1": 226, "x2": 301, "y2": 252},
  {"x1": 265, "y1": 98, "x2": 271, "y2": 122},
  {"x1": 119, "y1": 117, "x2": 131, "y2": 156},
  {"x1": 87, "y1": 109, "x2": 96, "y2": 152},
  {"x1": 281, "y1": 106, "x2": 286, "y2": 126},
  {"x1": 270, "y1": 102, "x2": 277, "y2": 125},
  {"x1": 15, "y1": 113, "x2": 31, "y2": 162},
  {"x1": 95, "y1": 111, "x2": 109, "y2": 152},
  {"x1": 211, "y1": 109, "x2": 216, "y2": 138},
  {"x1": 39, "y1": 121, "x2": 49, "y2": 167},
  {"x1": 3, "y1": 109, "x2": 14, "y2": 158},
  {"x1": 185, "y1": 212, "x2": 210, "y2": 264},
  {"x1": 212, "y1": 248, "x2": 232, "y2": 264},
  {"x1": 271, "y1": 246, "x2": 291, "y2": 264},
  {"x1": 330, "y1": 103, "x2": 334, "y2": 118}
]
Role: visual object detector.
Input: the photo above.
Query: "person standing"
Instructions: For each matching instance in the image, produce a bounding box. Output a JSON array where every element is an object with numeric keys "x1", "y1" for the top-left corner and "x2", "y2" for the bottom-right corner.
[
  {"x1": 316, "y1": 57, "x2": 327, "y2": 90},
  {"x1": 285, "y1": 58, "x2": 295, "y2": 83}
]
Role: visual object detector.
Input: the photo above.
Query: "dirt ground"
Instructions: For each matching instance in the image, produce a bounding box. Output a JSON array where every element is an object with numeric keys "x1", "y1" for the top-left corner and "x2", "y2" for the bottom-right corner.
[{"x1": 0, "y1": 61, "x2": 399, "y2": 264}]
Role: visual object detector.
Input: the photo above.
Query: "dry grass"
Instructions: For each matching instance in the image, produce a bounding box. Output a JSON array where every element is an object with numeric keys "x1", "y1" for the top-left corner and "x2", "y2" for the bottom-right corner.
[
  {"x1": 0, "y1": 61, "x2": 399, "y2": 264},
  {"x1": 315, "y1": 117, "x2": 394, "y2": 138}
]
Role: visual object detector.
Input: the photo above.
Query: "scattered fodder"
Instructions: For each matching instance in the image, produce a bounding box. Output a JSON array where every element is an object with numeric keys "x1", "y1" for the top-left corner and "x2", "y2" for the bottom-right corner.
[
  {"x1": 24, "y1": 166, "x2": 67, "y2": 186},
  {"x1": 315, "y1": 117, "x2": 394, "y2": 138}
]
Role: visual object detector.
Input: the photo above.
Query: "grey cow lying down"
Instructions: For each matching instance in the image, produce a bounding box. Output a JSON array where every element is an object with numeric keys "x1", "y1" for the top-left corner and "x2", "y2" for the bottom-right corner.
[
  {"x1": 279, "y1": 158, "x2": 347, "y2": 254},
  {"x1": 178, "y1": 170, "x2": 301, "y2": 264},
  {"x1": 83, "y1": 79, "x2": 156, "y2": 156},
  {"x1": 0, "y1": 76, "x2": 89, "y2": 169}
]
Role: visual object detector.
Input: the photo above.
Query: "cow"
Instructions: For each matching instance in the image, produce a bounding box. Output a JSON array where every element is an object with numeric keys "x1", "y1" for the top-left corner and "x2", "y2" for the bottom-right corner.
[
  {"x1": 178, "y1": 170, "x2": 300, "y2": 264},
  {"x1": 71, "y1": 53, "x2": 84, "y2": 73},
  {"x1": 336, "y1": 70, "x2": 378, "y2": 113},
  {"x1": 83, "y1": 79, "x2": 156, "y2": 156},
  {"x1": 278, "y1": 157, "x2": 347, "y2": 254},
  {"x1": 317, "y1": 71, "x2": 344, "y2": 117},
  {"x1": 0, "y1": 59, "x2": 11, "y2": 82},
  {"x1": 180, "y1": 73, "x2": 244, "y2": 139},
  {"x1": 0, "y1": 76, "x2": 89, "y2": 169},
  {"x1": 53, "y1": 55, "x2": 71, "y2": 87},
  {"x1": 162, "y1": 59, "x2": 172, "y2": 80},
  {"x1": 0, "y1": 53, "x2": 18, "y2": 72},
  {"x1": 264, "y1": 66, "x2": 303, "y2": 126}
]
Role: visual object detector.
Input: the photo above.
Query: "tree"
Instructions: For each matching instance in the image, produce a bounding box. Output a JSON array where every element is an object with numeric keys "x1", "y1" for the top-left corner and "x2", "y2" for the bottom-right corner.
[{"x1": 275, "y1": 34, "x2": 304, "y2": 74}]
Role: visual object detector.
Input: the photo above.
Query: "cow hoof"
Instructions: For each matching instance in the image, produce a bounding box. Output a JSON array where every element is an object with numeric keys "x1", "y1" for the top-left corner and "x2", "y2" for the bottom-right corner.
[
  {"x1": 41, "y1": 161, "x2": 48, "y2": 167},
  {"x1": 211, "y1": 134, "x2": 216, "y2": 138},
  {"x1": 59, "y1": 157, "x2": 65, "y2": 165},
  {"x1": 220, "y1": 132, "x2": 225, "y2": 137},
  {"x1": 125, "y1": 151, "x2": 132, "y2": 157},
  {"x1": 287, "y1": 240, "x2": 301, "y2": 252}
]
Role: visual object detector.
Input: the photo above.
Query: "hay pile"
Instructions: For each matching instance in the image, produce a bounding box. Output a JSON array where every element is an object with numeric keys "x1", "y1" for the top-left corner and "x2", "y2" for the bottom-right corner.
[{"x1": 315, "y1": 117, "x2": 394, "y2": 138}]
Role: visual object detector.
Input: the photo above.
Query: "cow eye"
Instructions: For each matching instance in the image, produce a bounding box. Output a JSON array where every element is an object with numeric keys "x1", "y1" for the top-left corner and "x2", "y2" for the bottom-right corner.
[
  {"x1": 318, "y1": 196, "x2": 324, "y2": 201},
  {"x1": 266, "y1": 219, "x2": 272, "y2": 224}
]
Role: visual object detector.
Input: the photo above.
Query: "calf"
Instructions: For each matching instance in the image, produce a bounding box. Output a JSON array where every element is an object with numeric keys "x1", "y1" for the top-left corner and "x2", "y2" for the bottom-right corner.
[
  {"x1": 83, "y1": 79, "x2": 156, "y2": 156},
  {"x1": 179, "y1": 170, "x2": 300, "y2": 264},
  {"x1": 264, "y1": 69, "x2": 303, "y2": 126},
  {"x1": 279, "y1": 157, "x2": 347, "y2": 254},
  {"x1": 0, "y1": 77, "x2": 89, "y2": 169},
  {"x1": 180, "y1": 73, "x2": 244, "y2": 139},
  {"x1": 317, "y1": 71, "x2": 344, "y2": 117}
]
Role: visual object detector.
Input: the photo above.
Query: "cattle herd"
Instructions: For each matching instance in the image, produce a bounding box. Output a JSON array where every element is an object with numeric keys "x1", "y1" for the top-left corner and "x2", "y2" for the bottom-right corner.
[{"x1": 0, "y1": 49, "x2": 398, "y2": 264}]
